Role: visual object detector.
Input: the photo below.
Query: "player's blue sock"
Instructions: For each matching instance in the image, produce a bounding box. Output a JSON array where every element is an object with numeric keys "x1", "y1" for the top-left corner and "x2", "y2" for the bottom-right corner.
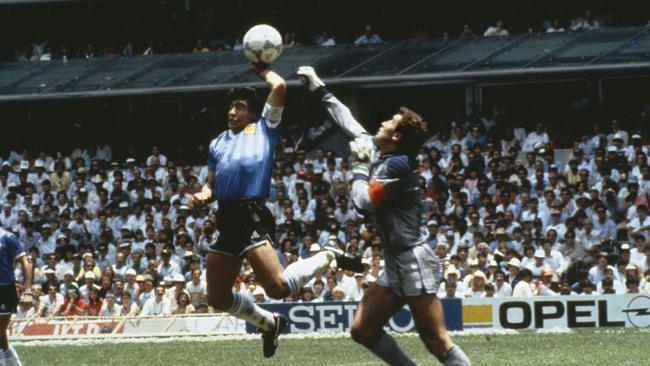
[
  {"x1": 368, "y1": 332, "x2": 418, "y2": 366},
  {"x1": 282, "y1": 251, "x2": 334, "y2": 294},
  {"x1": 442, "y1": 345, "x2": 471, "y2": 366},
  {"x1": 0, "y1": 347, "x2": 6, "y2": 366},
  {"x1": 228, "y1": 292, "x2": 275, "y2": 332}
]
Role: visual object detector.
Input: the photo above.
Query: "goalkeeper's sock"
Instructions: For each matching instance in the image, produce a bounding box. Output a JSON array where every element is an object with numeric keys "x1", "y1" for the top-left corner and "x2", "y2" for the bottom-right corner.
[
  {"x1": 442, "y1": 345, "x2": 471, "y2": 366},
  {"x1": 282, "y1": 251, "x2": 335, "y2": 295},
  {"x1": 228, "y1": 292, "x2": 275, "y2": 332},
  {"x1": 367, "y1": 332, "x2": 418, "y2": 366},
  {"x1": 4, "y1": 346, "x2": 22, "y2": 366}
]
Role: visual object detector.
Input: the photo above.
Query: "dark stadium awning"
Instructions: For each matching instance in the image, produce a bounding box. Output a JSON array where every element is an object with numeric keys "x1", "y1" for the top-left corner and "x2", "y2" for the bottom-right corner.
[{"x1": 1, "y1": 26, "x2": 650, "y2": 101}]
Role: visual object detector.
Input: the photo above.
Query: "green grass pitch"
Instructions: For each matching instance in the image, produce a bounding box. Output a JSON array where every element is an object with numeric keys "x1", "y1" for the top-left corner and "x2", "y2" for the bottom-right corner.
[{"x1": 15, "y1": 328, "x2": 648, "y2": 365}]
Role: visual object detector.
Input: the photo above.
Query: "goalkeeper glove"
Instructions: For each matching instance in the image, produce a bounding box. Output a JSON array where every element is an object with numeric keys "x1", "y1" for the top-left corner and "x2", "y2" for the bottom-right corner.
[
  {"x1": 349, "y1": 135, "x2": 375, "y2": 163},
  {"x1": 297, "y1": 66, "x2": 325, "y2": 92}
]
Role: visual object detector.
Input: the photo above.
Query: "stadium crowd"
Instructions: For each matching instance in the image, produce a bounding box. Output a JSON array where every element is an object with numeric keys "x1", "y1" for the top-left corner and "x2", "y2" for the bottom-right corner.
[
  {"x1": 9, "y1": 8, "x2": 635, "y2": 62},
  {"x1": 4, "y1": 108, "x2": 650, "y2": 319}
]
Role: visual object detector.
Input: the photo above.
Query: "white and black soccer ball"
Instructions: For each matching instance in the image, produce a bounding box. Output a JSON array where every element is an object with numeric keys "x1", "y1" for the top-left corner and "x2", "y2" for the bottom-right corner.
[{"x1": 243, "y1": 24, "x2": 283, "y2": 64}]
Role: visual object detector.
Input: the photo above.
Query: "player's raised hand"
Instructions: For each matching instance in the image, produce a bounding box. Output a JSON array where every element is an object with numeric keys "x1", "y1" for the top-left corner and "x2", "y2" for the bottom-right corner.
[
  {"x1": 297, "y1": 66, "x2": 325, "y2": 91},
  {"x1": 251, "y1": 62, "x2": 271, "y2": 77}
]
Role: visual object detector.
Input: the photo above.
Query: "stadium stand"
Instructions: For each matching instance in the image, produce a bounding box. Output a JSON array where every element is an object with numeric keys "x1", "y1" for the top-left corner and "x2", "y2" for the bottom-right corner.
[
  {"x1": 1, "y1": 27, "x2": 650, "y2": 100},
  {"x1": 4, "y1": 88, "x2": 650, "y2": 321}
]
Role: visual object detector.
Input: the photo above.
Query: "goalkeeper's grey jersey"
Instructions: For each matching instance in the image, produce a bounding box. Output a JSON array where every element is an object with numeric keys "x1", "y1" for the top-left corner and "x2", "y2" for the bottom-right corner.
[{"x1": 320, "y1": 90, "x2": 424, "y2": 255}]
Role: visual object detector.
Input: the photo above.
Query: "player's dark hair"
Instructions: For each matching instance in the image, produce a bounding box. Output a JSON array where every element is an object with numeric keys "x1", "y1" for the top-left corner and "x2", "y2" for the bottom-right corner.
[
  {"x1": 395, "y1": 107, "x2": 427, "y2": 158},
  {"x1": 227, "y1": 86, "x2": 263, "y2": 115}
]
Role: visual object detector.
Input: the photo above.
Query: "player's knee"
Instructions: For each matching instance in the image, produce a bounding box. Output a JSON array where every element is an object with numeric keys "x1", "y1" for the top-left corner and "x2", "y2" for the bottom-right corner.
[
  {"x1": 350, "y1": 323, "x2": 375, "y2": 346},
  {"x1": 264, "y1": 281, "x2": 289, "y2": 299},
  {"x1": 208, "y1": 293, "x2": 232, "y2": 312},
  {"x1": 350, "y1": 324, "x2": 365, "y2": 344},
  {"x1": 418, "y1": 328, "x2": 448, "y2": 349}
]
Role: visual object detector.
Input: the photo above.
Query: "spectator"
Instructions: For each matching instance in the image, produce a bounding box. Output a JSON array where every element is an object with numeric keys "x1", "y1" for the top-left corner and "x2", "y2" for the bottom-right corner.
[
  {"x1": 443, "y1": 282, "x2": 458, "y2": 298},
  {"x1": 522, "y1": 123, "x2": 550, "y2": 152},
  {"x1": 546, "y1": 19, "x2": 566, "y2": 33},
  {"x1": 484, "y1": 283, "x2": 496, "y2": 297},
  {"x1": 252, "y1": 286, "x2": 268, "y2": 304},
  {"x1": 460, "y1": 24, "x2": 476, "y2": 39},
  {"x1": 331, "y1": 286, "x2": 347, "y2": 301},
  {"x1": 348, "y1": 273, "x2": 365, "y2": 301},
  {"x1": 626, "y1": 278, "x2": 642, "y2": 293},
  {"x1": 50, "y1": 162, "x2": 72, "y2": 193},
  {"x1": 55, "y1": 287, "x2": 86, "y2": 316},
  {"x1": 535, "y1": 269, "x2": 557, "y2": 296},
  {"x1": 596, "y1": 266, "x2": 625, "y2": 294},
  {"x1": 138, "y1": 275, "x2": 155, "y2": 307},
  {"x1": 158, "y1": 248, "x2": 181, "y2": 277},
  {"x1": 232, "y1": 38, "x2": 243, "y2": 51},
  {"x1": 559, "y1": 278, "x2": 578, "y2": 295},
  {"x1": 79, "y1": 271, "x2": 99, "y2": 301},
  {"x1": 40, "y1": 285, "x2": 65, "y2": 316},
  {"x1": 195, "y1": 301, "x2": 210, "y2": 313},
  {"x1": 465, "y1": 271, "x2": 487, "y2": 298},
  {"x1": 146, "y1": 146, "x2": 168, "y2": 167},
  {"x1": 40, "y1": 45, "x2": 52, "y2": 61},
  {"x1": 186, "y1": 268, "x2": 207, "y2": 306},
  {"x1": 166, "y1": 273, "x2": 187, "y2": 312},
  {"x1": 299, "y1": 287, "x2": 315, "y2": 302},
  {"x1": 141, "y1": 285, "x2": 172, "y2": 316},
  {"x1": 354, "y1": 25, "x2": 383, "y2": 45},
  {"x1": 315, "y1": 32, "x2": 336, "y2": 47},
  {"x1": 493, "y1": 270, "x2": 512, "y2": 297},
  {"x1": 283, "y1": 33, "x2": 296, "y2": 48},
  {"x1": 120, "y1": 291, "x2": 140, "y2": 316},
  {"x1": 172, "y1": 291, "x2": 196, "y2": 314},
  {"x1": 483, "y1": 20, "x2": 509, "y2": 37},
  {"x1": 99, "y1": 293, "x2": 121, "y2": 317},
  {"x1": 142, "y1": 39, "x2": 155, "y2": 56},
  {"x1": 601, "y1": 278, "x2": 616, "y2": 294},
  {"x1": 570, "y1": 10, "x2": 601, "y2": 32},
  {"x1": 192, "y1": 38, "x2": 210, "y2": 53},
  {"x1": 512, "y1": 269, "x2": 534, "y2": 296}
]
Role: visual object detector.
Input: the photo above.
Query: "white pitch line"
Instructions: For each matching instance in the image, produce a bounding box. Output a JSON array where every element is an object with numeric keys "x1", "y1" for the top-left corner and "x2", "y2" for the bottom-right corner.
[{"x1": 14, "y1": 327, "x2": 634, "y2": 347}]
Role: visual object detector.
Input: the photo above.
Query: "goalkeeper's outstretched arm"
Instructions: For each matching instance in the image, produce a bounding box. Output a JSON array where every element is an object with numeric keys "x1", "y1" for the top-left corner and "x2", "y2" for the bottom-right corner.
[{"x1": 297, "y1": 66, "x2": 369, "y2": 140}]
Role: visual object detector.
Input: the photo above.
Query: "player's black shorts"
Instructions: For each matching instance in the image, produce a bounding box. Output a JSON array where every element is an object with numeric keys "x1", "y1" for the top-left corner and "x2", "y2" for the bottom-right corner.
[
  {"x1": 0, "y1": 284, "x2": 18, "y2": 314},
  {"x1": 209, "y1": 198, "x2": 276, "y2": 257}
]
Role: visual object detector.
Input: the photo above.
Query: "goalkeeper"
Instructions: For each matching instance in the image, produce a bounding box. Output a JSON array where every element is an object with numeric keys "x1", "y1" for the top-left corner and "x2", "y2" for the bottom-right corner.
[{"x1": 297, "y1": 66, "x2": 471, "y2": 366}]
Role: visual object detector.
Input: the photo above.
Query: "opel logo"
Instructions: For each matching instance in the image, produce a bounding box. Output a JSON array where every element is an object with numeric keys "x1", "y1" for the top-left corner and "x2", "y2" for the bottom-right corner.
[{"x1": 622, "y1": 295, "x2": 650, "y2": 328}]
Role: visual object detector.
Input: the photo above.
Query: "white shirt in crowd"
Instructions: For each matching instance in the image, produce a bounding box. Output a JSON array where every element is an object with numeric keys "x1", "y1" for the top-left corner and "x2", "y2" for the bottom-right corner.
[
  {"x1": 141, "y1": 297, "x2": 172, "y2": 316},
  {"x1": 512, "y1": 281, "x2": 534, "y2": 297},
  {"x1": 40, "y1": 293, "x2": 65, "y2": 316}
]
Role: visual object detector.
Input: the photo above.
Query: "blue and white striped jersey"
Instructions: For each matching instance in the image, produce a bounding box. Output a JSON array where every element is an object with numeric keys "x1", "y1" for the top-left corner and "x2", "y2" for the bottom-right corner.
[
  {"x1": 0, "y1": 228, "x2": 25, "y2": 286},
  {"x1": 208, "y1": 113, "x2": 281, "y2": 203}
]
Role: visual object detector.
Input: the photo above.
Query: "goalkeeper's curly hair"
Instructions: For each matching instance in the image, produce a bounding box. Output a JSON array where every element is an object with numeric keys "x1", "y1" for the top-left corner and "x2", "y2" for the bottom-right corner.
[{"x1": 395, "y1": 107, "x2": 427, "y2": 158}]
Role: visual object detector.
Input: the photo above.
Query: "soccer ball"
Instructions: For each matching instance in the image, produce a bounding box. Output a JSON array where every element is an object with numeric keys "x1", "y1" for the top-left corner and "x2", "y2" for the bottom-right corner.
[{"x1": 243, "y1": 24, "x2": 283, "y2": 64}]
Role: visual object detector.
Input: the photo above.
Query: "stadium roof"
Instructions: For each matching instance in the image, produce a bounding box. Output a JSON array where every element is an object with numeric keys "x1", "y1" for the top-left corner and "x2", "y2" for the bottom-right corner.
[{"x1": 1, "y1": 26, "x2": 650, "y2": 101}]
